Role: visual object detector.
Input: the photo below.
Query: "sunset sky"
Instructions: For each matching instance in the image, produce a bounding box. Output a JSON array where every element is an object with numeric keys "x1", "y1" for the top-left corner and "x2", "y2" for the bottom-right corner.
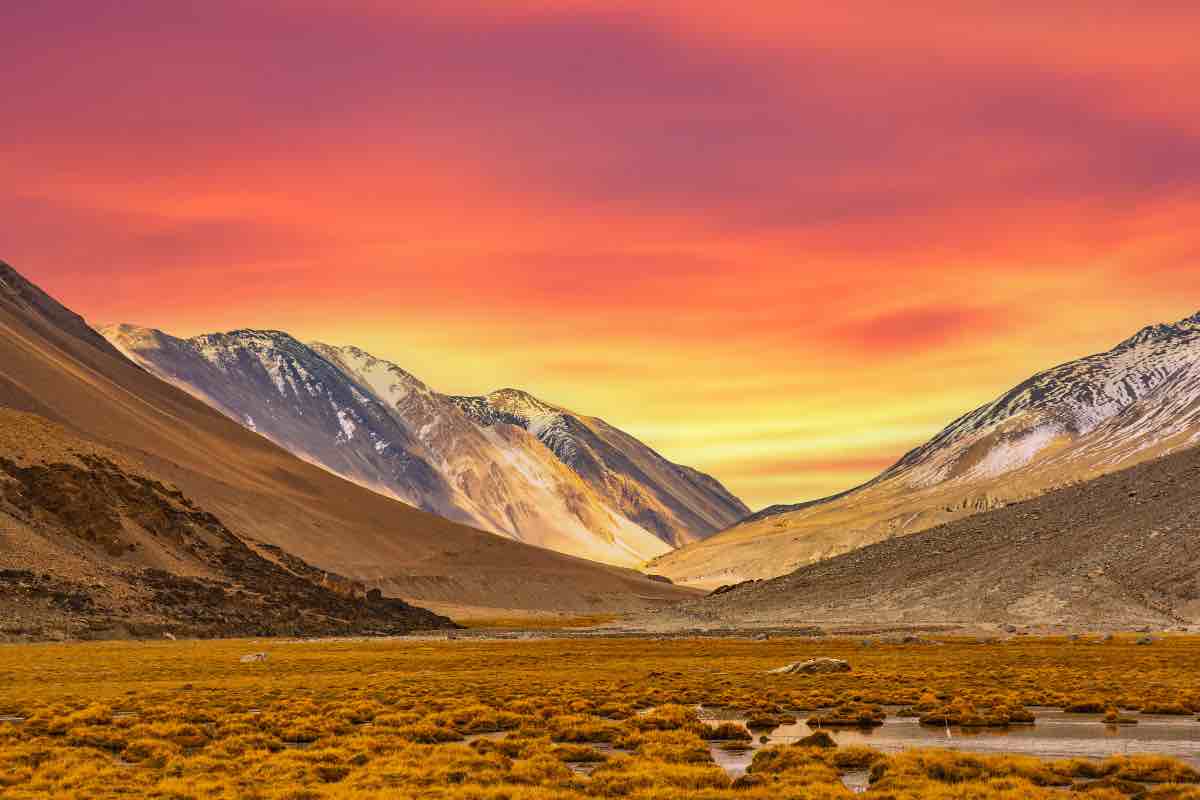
[{"x1": 6, "y1": 2, "x2": 1200, "y2": 509}]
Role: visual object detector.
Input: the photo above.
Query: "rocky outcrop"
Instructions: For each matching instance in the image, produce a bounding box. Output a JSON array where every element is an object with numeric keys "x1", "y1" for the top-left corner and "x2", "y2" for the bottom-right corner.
[
  {"x1": 0, "y1": 434, "x2": 456, "y2": 640},
  {"x1": 768, "y1": 658, "x2": 852, "y2": 674}
]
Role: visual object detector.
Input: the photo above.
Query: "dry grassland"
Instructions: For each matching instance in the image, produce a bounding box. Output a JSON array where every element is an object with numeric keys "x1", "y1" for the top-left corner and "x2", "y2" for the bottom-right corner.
[{"x1": 1, "y1": 635, "x2": 1198, "y2": 798}]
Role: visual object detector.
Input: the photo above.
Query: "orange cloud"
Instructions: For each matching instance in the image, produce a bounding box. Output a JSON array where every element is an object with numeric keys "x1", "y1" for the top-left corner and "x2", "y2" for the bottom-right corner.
[{"x1": 834, "y1": 307, "x2": 1012, "y2": 355}]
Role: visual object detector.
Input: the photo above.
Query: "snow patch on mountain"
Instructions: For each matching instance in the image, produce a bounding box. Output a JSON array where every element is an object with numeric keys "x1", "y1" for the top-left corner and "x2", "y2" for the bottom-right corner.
[
  {"x1": 880, "y1": 312, "x2": 1200, "y2": 490},
  {"x1": 966, "y1": 423, "x2": 1063, "y2": 480},
  {"x1": 335, "y1": 407, "x2": 357, "y2": 441}
]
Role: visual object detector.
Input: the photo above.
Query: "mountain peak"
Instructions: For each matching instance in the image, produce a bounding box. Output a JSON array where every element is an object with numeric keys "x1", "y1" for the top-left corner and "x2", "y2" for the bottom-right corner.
[
  {"x1": 315, "y1": 342, "x2": 371, "y2": 359},
  {"x1": 1178, "y1": 310, "x2": 1200, "y2": 329},
  {"x1": 1117, "y1": 323, "x2": 1182, "y2": 349},
  {"x1": 1115, "y1": 312, "x2": 1200, "y2": 350},
  {"x1": 307, "y1": 341, "x2": 430, "y2": 395},
  {"x1": 0, "y1": 261, "x2": 129, "y2": 360},
  {"x1": 101, "y1": 323, "x2": 747, "y2": 562},
  {"x1": 100, "y1": 323, "x2": 180, "y2": 356},
  {"x1": 222, "y1": 328, "x2": 297, "y2": 342},
  {"x1": 486, "y1": 387, "x2": 562, "y2": 417},
  {"x1": 193, "y1": 329, "x2": 306, "y2": 352}
]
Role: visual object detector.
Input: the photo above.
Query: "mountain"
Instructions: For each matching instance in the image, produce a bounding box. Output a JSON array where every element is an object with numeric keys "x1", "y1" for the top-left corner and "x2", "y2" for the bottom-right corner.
[
  {"x1": 310, "y1": 345, "x2": 697, "y2": 563},
  {"x1": 102, "y1": 326, "x2": 747, "y2": 566},
  {"x1": 0, "y1": 260, "x2": 698, "y2": 628},
  {"x1": 656, "y1": 440, "x2": 1200, "y2": 628},
  {"x1": 651, "y1": 311, "x2": 1200, "y2": 588},
  {"x1": 448, "y1": 389, "x2": 749, "y2": 546},
  {"x1": 102, "y1": 326, "x2": 469, "y2": 522}
]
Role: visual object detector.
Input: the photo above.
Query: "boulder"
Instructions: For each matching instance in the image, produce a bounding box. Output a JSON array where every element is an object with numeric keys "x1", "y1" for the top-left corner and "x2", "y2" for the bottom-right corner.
[
  {"x1": 768, "y1": 657, "x2": 851, "y2": 675},
  {"x1": 1136, "y1": 636, "x2": 1154, "y2": 645}
]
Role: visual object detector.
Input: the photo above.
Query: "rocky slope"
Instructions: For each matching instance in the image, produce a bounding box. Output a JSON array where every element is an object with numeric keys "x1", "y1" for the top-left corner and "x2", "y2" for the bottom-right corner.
[
  {"x1": 652, "y1": 311, "x2": 1200, "y2": 587},
  {"x1": 102, "y1": 327, "x2": 746, "y2": 566},
  {"x1": 0, "y1": 260, "x2": 700, "y2": 621},
  {"x1": 312, "y1": 344, "x2": 674, "y2": 564},
  {"x1": 0, "y1": 409, "x2": 455, "y2": 640},
  {"x1": 450, "y1": 388, "x2": 748, "y2": 547},
  {"x1": 657, "y1": 441, "x2": 1200, "y2": 628}
]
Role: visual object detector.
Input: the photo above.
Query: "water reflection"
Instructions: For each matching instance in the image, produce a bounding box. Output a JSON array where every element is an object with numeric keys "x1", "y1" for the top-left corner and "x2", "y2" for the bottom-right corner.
[{"x1": 700, "y1": 706, "x2": 1200, "y2": 778}]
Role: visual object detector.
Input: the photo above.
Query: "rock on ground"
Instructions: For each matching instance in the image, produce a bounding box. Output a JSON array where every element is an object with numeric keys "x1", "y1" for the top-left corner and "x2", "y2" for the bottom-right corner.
[{"x1": 768, "y1": 657, "x2": 851, "y2": 675}]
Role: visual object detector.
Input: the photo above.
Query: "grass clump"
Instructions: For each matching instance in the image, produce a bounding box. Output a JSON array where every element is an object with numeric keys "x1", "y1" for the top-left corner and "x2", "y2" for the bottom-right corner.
[
  {"x1": 1104, "y1": 707, "x2": 1138, "y2": 725},
  {"x1": 919, "y1": 698, "x2": 1033, "y2": 727},
  {"x1": 700, "y1": 722, "x2": 752, "y2": 741},
  {"x1": 808, "y1": 703, "x2": 886, "y2": 727}
]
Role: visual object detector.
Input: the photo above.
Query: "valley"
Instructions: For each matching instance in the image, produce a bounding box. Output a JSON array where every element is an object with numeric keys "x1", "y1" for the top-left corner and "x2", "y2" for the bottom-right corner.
[
  {"x1": 7, "y1": 2, "x2": 1200, "y2": 796},
  {"x1": 5, "y1": 258, "x2": 1200, "y2": 633}
]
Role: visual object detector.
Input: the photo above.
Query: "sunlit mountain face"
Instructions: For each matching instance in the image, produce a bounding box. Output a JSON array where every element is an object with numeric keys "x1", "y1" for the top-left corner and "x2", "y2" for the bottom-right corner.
[
  {"x1": 101, "y1": 323, "x2": 748, "y2": 567},
  {"x1": 8, "y1": 3, "x2": 1200, "y2": 510}
]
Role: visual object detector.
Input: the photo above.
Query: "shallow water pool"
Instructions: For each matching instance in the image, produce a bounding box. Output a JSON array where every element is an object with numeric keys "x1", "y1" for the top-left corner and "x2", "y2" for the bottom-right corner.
[{"x1": 700, "y1": 706, "x2": 1200, "y2": 778}]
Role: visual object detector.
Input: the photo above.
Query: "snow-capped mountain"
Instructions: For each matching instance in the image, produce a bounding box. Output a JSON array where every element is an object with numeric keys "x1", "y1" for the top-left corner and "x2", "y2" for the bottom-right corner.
[
  {"x1": 875, "y1": 313, "x2": 1200, "y2": 490},
  {"x1": 651, "y1": 310, "x2": 1200, "y2": 587},
  {"x1": 102, "y1": 325, "x2": 747, "y2": 566},
  {"x1": 101, "y1": 325, "x2": 467, "y2": 521}
]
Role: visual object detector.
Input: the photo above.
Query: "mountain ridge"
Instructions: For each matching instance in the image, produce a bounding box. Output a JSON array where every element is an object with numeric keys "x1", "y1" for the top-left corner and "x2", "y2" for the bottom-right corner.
[
  {"x1": 103, "y1": 324, "x2": 748, "y2": 566},
  {"x1": 652, "y1": 307, "x2": 1200, "y2": 588}
]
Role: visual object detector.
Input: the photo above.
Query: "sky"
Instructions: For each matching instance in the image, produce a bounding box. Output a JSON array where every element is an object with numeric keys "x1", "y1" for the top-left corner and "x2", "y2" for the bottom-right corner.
[{"x1": 5, "y1": 2, "x2": 1200, "y2": 510}]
